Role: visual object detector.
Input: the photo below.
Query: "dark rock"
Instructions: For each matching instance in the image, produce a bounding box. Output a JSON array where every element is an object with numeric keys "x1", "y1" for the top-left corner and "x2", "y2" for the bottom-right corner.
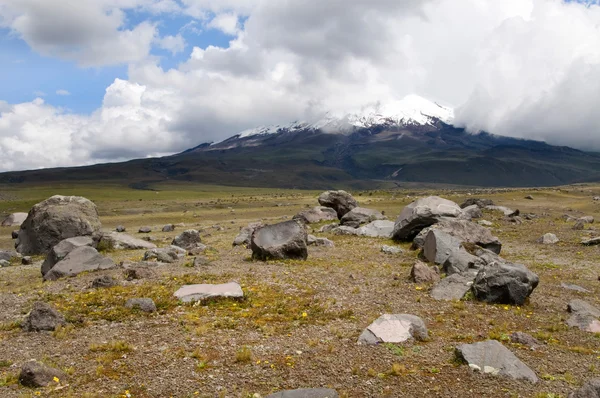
[
  {"x1": 293, "y1": 207, "x2": 338, "y2": 224},
  {"x1": 15, "y1": 195, "x2": 102, "y2": 255},
  {"x1": 510, "y1": 332, "x2": 540, "y2": 348},
  {"x1": 22, "y1": 302, "x2": 66, "y2": 332},
  {"x1": 392, "y1": 196, "x2": 462, "y2": 241},
  {"x1": 472, "y1": 263, "x2": 539, "y2": 305},
  {"x1": 442, "y1": 249, "x2": 485, "y2": 275},
  {"x1": 340, "y1": 207, "x2": 384, "y2": 228},
  {"x1": 115, "y1": 225, "x2": 126, "y2": 232},
  {"x1": 124, "y1": 267, "x2": 155, "y2": 280},
  {"x1": 44, "y1": 246, "x2": 116, "y2": 281},
  {"x1": 423, "y1": 230, "x2": 462, "y2": 265},
  {"x1": 143, "y1": 246, "x2": 186, "y2": 263},
  {"x1": 573, "y1": 220, "x2": 585, "y2": 230},
  {"x1": 266, "y1": 389, "x2": 339, "y2": 398},
  {"x1": 456, "y1": 340, "x2": 538, "y2": 382},
  {"x1": 171, "y1": 230, "x2": 201, "y2": 250},
  {"x1": 525, "y1": 195, "x2": 534, "y2": 200},
  {"x1": 91, "y1": 275, "x2": 118, "y2": 288},
  {"x1": 358, "y1": 314, "x2": 428, "y2": 344},
  {"x1": 138, "y1": 226, "x2": 152, "y2": 233},
  {"x1": 460, "y1": 198, "x2": 494, "y2": 209},
  {"x1": 250, "y1": 220, "x2": 308, "y2": 261},
  {"x1": 413, "y1": 218, "x2": 502, "y2": 254},
  {"x1": 410, "y1": 261, "x2": 440, "y2": 284},
  {"x1": 568, "y1": 378, "x2": 600, "y2": 398},
  {"x1": 19, "y1": 360, "x2": 66, "y2": 387},
  {"x1": 318, "y1": 190, "x2": 358, "y2": 219},
  {"x1": 125, "y1": 298, "x2": 156, "y2": 313},
  {"x1": 162, "y1": 224, "x2": 175, "y2": 232},
  {"x1": 21, "y1": 256, "x2": 32, "y2": 265},
  {"x1": 11, "y1": 230, "x2": 19, "y2": 239},
  {"x1": 582, "y1": 237, "x2": 600, "y2": 246},
  {"x1": 41, "y1": 236, "x2": 95, "y2": 276}
]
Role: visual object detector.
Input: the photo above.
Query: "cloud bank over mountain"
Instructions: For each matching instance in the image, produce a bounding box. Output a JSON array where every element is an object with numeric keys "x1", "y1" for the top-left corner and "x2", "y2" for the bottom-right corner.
[{"x1": 1, "y1": 0, "x2": 600, "y2": 171}]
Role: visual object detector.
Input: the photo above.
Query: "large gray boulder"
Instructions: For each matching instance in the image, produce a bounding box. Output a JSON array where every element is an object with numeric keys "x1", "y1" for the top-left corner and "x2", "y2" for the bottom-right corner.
[
  {"x1": 413, "y1": 218, "x2": 502, "y2": 254},
  {"x1": 174, "y1": 282, "x2": 243, "y2": 303},
  {"x1": 44, "y1": 246, "x2": 116, "y2": 281},
  {"x1": 318, "y1": 190, "x2": 358, "y2": 219},
  {"x1": 98, "y1": 232, "x2": 156, "y2": 250},
  {"x1": 340, "y1": 207, "x2": 385, "y2": 228},
  {"x1": 22, "y1": 302, "x2": 66, "y2": 332},
  {"x1": 471, "y1": 262, "x2": 539, "y2": 305},
  {"x1": 456, "y1": 340, "x2": 538, "y2": 383},
  {"x1": 19, "y1": 360, "x2": 66, "y2": 387},
  {"x1": 356, "y1": 220, "x2": 395, "y2": 238},
  {"x1": 1, "y1": 212, "x2": 27, "y2": 227},
  {"x1": 392, "y1": 196, "x2": 462, "y2": 241},
  {"x1": 358, "y1": 314, "x2": 428, "y2": 344},
  {"x1": 569, "y1": 378, "x2": 600, "y2": 398},
  {"x1": 423, "y1": 230, "x2": 462, "y2": 265},
  {"x1": 233, "y1": 222, "x2": 263, "y2": 247},
  {"x1": 293, "y1": 207, "x2": 338, "y2": 224},
  {"x1": 15, "y1": 195, "x2": 102, "y2": 255},
  {"x1": 567, "y1": 299, "x2": 600, "y2": 333},
  {"x1": 41, "y1": 236, "x2": 94, "y2": 277},
  {"x1": 431, "y1": 273, "x2": 476, "y2": 301},
  {"x1": 171, "y1": 229, "x2": 201, "y2": 250},
  {"x1": 250, "y1": 220, "x2": 308, "y2": 261},
  {"x1": 266, "y1": 389, "x2": 339, "y2": 398}
]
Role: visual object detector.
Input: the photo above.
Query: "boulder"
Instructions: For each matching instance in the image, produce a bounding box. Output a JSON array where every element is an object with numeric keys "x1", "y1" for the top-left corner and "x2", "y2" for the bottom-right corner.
[
  {"x1": 21, "y1": 256, "x2": 32, "y2": 265},
  {"x1": 15, "y1": 195, "x2": 102, "y2": 255},
  {"x1": 19, "y1": 360, "x2": 66, "y2": 388},
  {"x1": 568, "y1": 378, "x2": 600, "y2": 398},
  {"x1": 0, "y1": 249, "x2": 18, "y2": 262},
  {"x1": 91, "y1": 275, "x2": 118, "y2": 288},
  {"x1": 332, "y1": 226, "x2": 359, "y2": 236},
  {"x1": 171, "y1": 230, "x2": 202, "y2": 250},
  {"x1": 318, "y1": 223, "x2": 338, "y2": 233},
  {"x1": 44, "y1": 246, "x2": 116, "y2": 281},
  {"x1": 22, "y1": 302, "x2": 66, "y2": 332},
  {"x1": 340, "y1": 207, "x2": 385, "y2": 228},
  {"x1": 580, "y1": 216, "x2": 595, "y2": 224},
  {"x1": 381, "y1": 245, "x2": 403, "y2": 255},
  {"x1": 250, "y1": 220, "x2": 308, "y2": 261},
  {"x1": 125, "y1": 298, "x2": 156, "y2": 313},
  {"x1": 41, "y1": 236, "x2": 95, "y2": 277},
  {"x1": 293, "y1": 207, "x2": 338, "y2": 224},
  {"x1": 413, "y1": 218, "x2": 502, "y2": 254},
  {"x1": 193, "y1": 256, "x2": 211, "y2": 267},
  {"x1": 410, "y1": 261, "x2": 440, "y2": 284},
  {"x1": 11, "y1": 230, "x2": 19, "y2": 239},
  {"x1": 138, "y1": 226, "x2": 152, "y2": 233},
  {"x1": 233, "y1": 222, "x2": 263, "y2": 247},
  {"x1": 143, "y1": 246, "x2": 186, "y2": 263},
  {"x1": 461, "y1": 198, "x2": 494, "y2": 209},
  {"x1": 582, "y1": 237, "x2": 600, "y2": 246},
  {"x1": 266, "y1": 389, "x2": 339, "y2": 398},
  {"x1": 98, "y1": 232, "x2": 157, "y2": 251},
  {"x1": 124, "y1": 267, "x2": 155, "y2": 280},
  {"x1": 423, "y1": 230, "x2": 462, "y2": 265},
  {"x1": 537, "y1": 233, "x2": 559, "y2": 245},
  {"x1": 525, "y1": 195, "x2": 534, "y2": 200},
  {"x1": 471, "y1": 263, "x2": 539, "y2": 305},
  {"x1": 392, "y1": 196, "x2": 462, "y2": 241},
  {"x1": 460, "y1": 205, "x2": 483, "y2": 220},
  {"x1": 595, "y1": 196, "x2": 600, "y2": 201},
  {"x1": 485, "y1": 205, "x2": 516, "y2": 216},
  {"x1": 455, "y1": 340, "x2": 538, "y2": 383},
  {"x1": 356, "y1": 220, "x2": 395, "y2": 238},
  {"x1": 174, "y1": 282, "x2": 244, "y2": 303},
  {"x1": 358, "y1": 314, "x2": 428, "y2": 344},
  {"x1": 307, "y1": 235, "x2": 334, "y2": 247},
  {"x1": 1, "y1": 212, "x2": 27, "y2": 227},
  {"x1": 567, "y1": 299, "x2": 600, "y2": 333},
  {"x1": 162, "y1": 224, "x2": 175, "y2": 232},
  {"x1": 115, "y1": 225, "x2": 126, "y2": 232},
  {"x1": 431, "y1": 273, "x2": 476, "y2": 301},
  {"x1": 442, "y1": 249, "x2": 485, "y2": 275},
  {"x1": 318, "y1": 190, "x2": 358, "y2": 219}
]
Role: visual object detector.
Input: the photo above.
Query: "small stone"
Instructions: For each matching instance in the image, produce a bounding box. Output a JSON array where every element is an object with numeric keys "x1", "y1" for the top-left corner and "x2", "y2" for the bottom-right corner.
[
  {"x1": 22, "y1": 302, "x2": 66, "y2": 332},
  {"x1": 410, "y1": 261, "x2": 440, "y2": 284},
  {"x1": 19, "y1": 360, "x2": 66, "y2": 388},
  {"x1": 138, "y1": 226, "x2": 152, "y2": 233},
  {"x1": 20, "y1": 256, "x2": 32, "y2": 265},
  {"x1": 11, "y1": 230, "x2": 19, "y2": 239},
  {"x1": 125, "y1": 298, "x2": 156, "y2": 313},
  {"x1": 116, "y1": 225, "x2": 126, "y2": 232},
  {"x1": 162, "y1": 224, "x2": 175, "y2": 232},
  {"x1": 358, "y1": 314, "x2": 428, "y2": 344},
  {"x1": 91, "y1": 275, "x2": 118, "y2": 288},
  {"x1": 193, "y1": 256, "x2": 211, "y2": 267},
  {"x1": 561, "y1": 283, "x2": 591, "y2": 293},
  {"x1": 536, "y1": 233, "x2": 559, "y2": 245},
  {"x1": 0, "y1": 260, "x2": 9, "y2": 267},
  {"x1": 525, "y1": 195, "x2": 534, "y2": 200},
  {"x1": 174, "y1": 282, "x2": 244, "y2": 303},
  {"x1": 381, "y1": 245, "x2": 403, "y2": 255},
  {"x1": 124, "y1": 267, "x2": 155, "y2": 280},
  {"x1": 568, "y1": 378, "x2": 600, "y2": 398},
  {"x1": 510, "y1": 332, "x2": 540, "y2": 348},
  {"x1": 478, "y1": 220, "x2": 493, "y2": 227},
  {"x1": 431, "y1": 273, "x2": 476, "y2": 301}
]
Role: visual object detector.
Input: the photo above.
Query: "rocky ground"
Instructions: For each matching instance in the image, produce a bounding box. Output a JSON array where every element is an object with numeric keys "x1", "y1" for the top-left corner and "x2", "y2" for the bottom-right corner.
[{"x1": 0, "y1": 184, "x2": 600, "y2": 398}]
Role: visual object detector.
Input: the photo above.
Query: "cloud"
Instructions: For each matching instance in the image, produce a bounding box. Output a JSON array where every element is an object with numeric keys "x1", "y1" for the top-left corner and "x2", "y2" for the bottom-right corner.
[
  {"x1": 55, "y1": 89, "x2": 71, "y2": 96},
  {"x1": 155, "y1": 34, "x2": 186, "y2": 54},
  {"x1": 2, "y1": 0, "x2": 600, "y2": 172}
]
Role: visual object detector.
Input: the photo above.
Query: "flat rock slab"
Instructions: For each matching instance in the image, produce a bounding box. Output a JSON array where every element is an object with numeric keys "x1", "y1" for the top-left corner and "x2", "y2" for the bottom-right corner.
[
  {"x1": 357, "y1": 220, "x2": 395, "y2": 238},
  {"x1": 582, "y1": 237, "x2": 600, "y2": 246},
  {"x1": 266, "y1": 389, "x2": 339, "y2": 398},
  {"x1": 567, "y1": 299, "x2": 600, "y2": 333},
  {"x1": 456, "y1": 340, "x2": 538, "y2": 383},
  {"x1": 174, "y1": 282, "x2": 244, "y2": 303},
  {"x1": 100, "y1": 232, "x2": 157, "y2": 250},
  {"x1": 431, "y1": 273, "x2": 475, "y2": 301},
  {"x1": 381, "y1": 245, "x2": 403, "y2": 255},
  {"x1": 44, "y1": 246, "x2": 116, "y2": 281},
  {"x1": 358, "y1": 314, "x2": 428, "y2": 344},
  {"x1": 561, "y1": 283, "x2": 591, "y2": 293}
]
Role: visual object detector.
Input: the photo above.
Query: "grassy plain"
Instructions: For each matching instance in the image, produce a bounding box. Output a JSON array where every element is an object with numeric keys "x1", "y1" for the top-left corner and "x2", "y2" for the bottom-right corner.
[{"x1": 0, "y1": 182, "x2": 599, "y2": 397}]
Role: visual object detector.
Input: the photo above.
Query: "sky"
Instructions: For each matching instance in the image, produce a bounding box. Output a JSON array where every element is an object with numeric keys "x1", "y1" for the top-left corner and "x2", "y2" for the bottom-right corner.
[{"x1": 0, "y1": 0, "x2": 599, "y2": 171}]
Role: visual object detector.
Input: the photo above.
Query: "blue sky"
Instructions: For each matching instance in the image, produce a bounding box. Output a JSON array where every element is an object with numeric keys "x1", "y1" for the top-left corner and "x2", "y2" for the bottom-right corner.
[{"x1": 0, "y1": 8, "x2": 233, "y2": 113}]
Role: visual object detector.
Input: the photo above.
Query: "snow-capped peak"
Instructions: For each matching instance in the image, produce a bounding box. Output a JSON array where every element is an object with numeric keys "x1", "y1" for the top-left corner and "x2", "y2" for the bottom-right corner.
[{"x1": 233, "y1": 95, "x2": 454, "y2": 140}]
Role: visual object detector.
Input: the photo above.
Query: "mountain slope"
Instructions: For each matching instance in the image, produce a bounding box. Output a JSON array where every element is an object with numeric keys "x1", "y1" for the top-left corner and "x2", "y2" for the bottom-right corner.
[{"x1": 1, "y1": 96, "x2": 599, "y2": 189}]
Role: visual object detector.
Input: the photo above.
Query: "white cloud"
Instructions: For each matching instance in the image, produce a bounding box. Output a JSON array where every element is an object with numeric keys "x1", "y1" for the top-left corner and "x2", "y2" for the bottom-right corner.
[
  {"x1": 33, "y1": 91, "x2": 46, "y2": 97},
  {"x1": 2, "y1": 0, "x2": 600, "y2": 172},
  {"x1": 55, "y1": 89, "x2": 71, "y2": 96},
  {"x1": 155, "y1": 34, "x2": 186, "y2": 55}
]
